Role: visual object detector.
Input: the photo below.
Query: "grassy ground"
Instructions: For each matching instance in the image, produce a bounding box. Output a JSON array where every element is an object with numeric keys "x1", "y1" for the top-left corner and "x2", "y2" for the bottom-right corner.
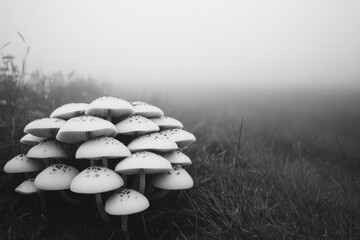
[{"x1": 1, "y1": 94, "x2": 360, "y2": 240}]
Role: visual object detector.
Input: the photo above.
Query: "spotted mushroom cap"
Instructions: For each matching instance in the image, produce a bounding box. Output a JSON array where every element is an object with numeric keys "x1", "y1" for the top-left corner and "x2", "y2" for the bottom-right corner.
[
  {"x1": 20, "y1": 133, "x2": 46, "y2": 146},
  {"x1": 70, "y1": 166, "x2": 124, "y2": 194},
  {"x1": 27, "y1": 140, "x2": 68, "y2": 159},
  {"x1": 85, "y1": 96, "x2": 134, "y2": 119},
  {"x1": 151, "y1": 165, "x2": 194, "y2": 190},
  {"x1": 56, "y1": 116, "x2": 118, "y2": 143},
  {"x1": 24, "y1": 118, "x2": 66, "y2": 138},
  {"x1": 34, "y1": 164, "x2": 79, "y2": 190},
  {"x1": 105, "y1": 188, "x2": 149, "y2": 215},
  {"x1": 132, "y1": 101, "x2": 164, "y2": 118},
  {"x1": 115, "y1": 151, "x2": 172, "y2": 175},
  {"x1": 151, "y1": 116, "x2": 184, "y2": 130},
  {"x1": 50, "y1": 103, "x2": 89, "y2": 120},
  {"x1": 159, "y1": 129, "x2": 196, "y2": 148},
  {"x1": 115, "y1": 115, "x2": 159, "y2": 136},
  {"x1": 76, "y1": 137, "x2": 131, "y2": 160},
  {"x1": 161, "y1": 150, "x2": 192, "y2": 166},
  {"x1": 15, "y1": 179, "x2": 40, "y2": 195},
  {"x1": 4, "y1": 154, "x2": 44, "y2": 173},
  {"x1": 127, "y1": 133, "x2": 178, "y2": 153}
]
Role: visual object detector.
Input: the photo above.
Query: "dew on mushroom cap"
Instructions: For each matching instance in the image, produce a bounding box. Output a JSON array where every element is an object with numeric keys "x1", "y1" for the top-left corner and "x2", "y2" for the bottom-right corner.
[
  {"x1": 159, "y1": 129, "x2": 196, "y2": 148},
  {"x1": 70, "y1": 166, "x2": 124, "y2": 194},
  {"x1": 76, "y1": 137, "x2": 131, "y2": 160},
  {"x1": 105, "y1": 188, "x2": 149, "y2": 215},
  {"x1": 56, "y1": 116, "x2": 118, "y2": 143},
  {"x1": 34, "y1": 164, "x2": 80, "y2": 190},
  {"x1": 85, "y1": 96, "x2": 134, "y2": 119},
  {"x1": 15, "y1": 178, "x2": 40, "y2": 195},
  {"x1": 50, "y1": 103, "x2": 89, "y2": 120},
  {"x1": 127, "y1": 132, "x2": 178, "y2": 153},
  {"x1": 4, "y1": 154, "x2": 44, "y2": 173},
  {"x1": 115, "y1": 115, "x2": 159, "y2": 136},
  {"x1": 24, "y1": 118, "x2": 66, "y2": 138}
]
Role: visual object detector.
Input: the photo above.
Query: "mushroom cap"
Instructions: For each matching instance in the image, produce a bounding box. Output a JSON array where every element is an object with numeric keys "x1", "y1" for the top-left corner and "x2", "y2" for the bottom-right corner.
[
  {"x1": 50, "y1": 103, "x2": 89, "y2": 120},
  {"x1": 159, "y1": 129, "x2": 196, "y2": 148},
  {"x1": 127, "y1": 133, "x2": 178, "y2": 153},
  {"x1": 151, "y1": 165, "x2": 194, "y2": 190},
  {"x1": 20, "y1": 134, "x2": 46, "y2": 146},
  {"x1": 76, "y1": 137, "x2": 131, "y2": 160},
  {"x1": 70, "y1": 166, "x2": 124, "y2": 194},
  {"x1": 27, "y1": 140, "x2": 68, "y2": 159},
  {"x1": 151, "y1": 116, "x2": 184, "y2": 130},
  {"x1": 24, "y1": 118, "x2": 66, "y2": 138},
  {"x1": 15, "y1": 179, "x2": 40, "y2": 194},
  {"x1": 115, "y1": 151, "x2": 172, "y2": 175},
  {"x1": 132, "y1": 101, "x2": 164, "y2": 118},
  {"x1": 34, "y1": 164, "x2": 79, "y2": 190},
  {"x1": 85, "y1": 96, "x2": 134, "y2": 119},
  {"x1": 56, "y1": 116, "x2": 118, "y2": 143},
  {"x1": 105, "y1": 188, "x2": 149, "y2": 215},
  {"x1": 161, "y1": 150, "x2": 192, "y2": 166},
  {"x1": 115, "y1": 115, "x2": 159, "y2": 136},
  {"x1": 4, "y1": 154, "x2": 44, "y2": 173}
]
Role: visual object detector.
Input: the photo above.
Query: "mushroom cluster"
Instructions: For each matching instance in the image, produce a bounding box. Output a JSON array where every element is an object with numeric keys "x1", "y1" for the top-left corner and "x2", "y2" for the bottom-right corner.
[{"x1": 3, "y1": 96, "x2": 196, "y2": 238}]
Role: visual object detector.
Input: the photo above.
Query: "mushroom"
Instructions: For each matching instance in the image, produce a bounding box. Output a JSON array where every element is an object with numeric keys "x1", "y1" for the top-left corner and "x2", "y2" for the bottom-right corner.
[
  {"x1": 131, "y1": 101, "x2": 164, "y2": 118},
  {"x1": 150, "y1": 116, "x2": 184, "y2": 130},
  {"x1": 115, "y1": 151, "x2": 172, "y2": 194},
  {"x1": 27, "y1": 139, "x2": 68, "y2": 167},
  {"x1": 20, "y1": 134, "x2": 46, "y2": 146},
  {"x1": 161, "y1": 150, "x2": 192, "y2": 166},
  {"x1": 4, "y1": 154, "x2": 44, "y2": 174},
  {"x1": 150, "y1": 165, "x2": 193, "y2": 201},
  {"x1": 159, "y1": 129, "x2": 196, "y2": 148},
  {"x1": 15, "y1": 179, "x2": 47, "y2": 212},
  {"x1": 24, "y1": 118, "x2": 66, "y2": 138},
  {"x1": 70, "y1": 166, "x2": 124, "y2": 223},
  {"x1": 50, "y1": 103, "x2": 89, "y2": 120},
  {"x1": 85, "y1": 96, "x2": 134, "y2": 121},
  {"x1": 76, "y1": 136, "x2": 131, "y2": 168},
  {"x1": 105, "y1": 188, "x2": 149, "y2": 240},
  {"x1": 127, "y1": 133, "x2": 178, "y2": 153},
  {"x1": 115, "y1": 115, "x2": 159, "y2": 136},
  {"x1": 34, "y1": 164, "x2": 80, "y2": 205},
  {"x1": 56, "y1": 116, "x2": 118, "y2": 144}
]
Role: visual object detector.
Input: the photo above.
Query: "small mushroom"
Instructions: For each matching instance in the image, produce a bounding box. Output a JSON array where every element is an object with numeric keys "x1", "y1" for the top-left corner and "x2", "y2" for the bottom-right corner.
[
  {"x1": 50, "y1": 103, "x2": 89, "y2": 120},
  {"x1": 115, "y1": 115, "x2": 159, "y2": 136},
  {"x1": 127, "y1": 133, "x2": 177, "y2": 153},
  {"x1": 20, "y1": 134, "x2": 46, "y2": 146},
  {"x1": 131, "y1": 101, "x2": 164, "y2": 118},
  {"x1": 161, "y1": 150, "x2": 192, "y2": 166},
  {"x1": 27, "y1": 139, "x2": 68, "y2": 167},
  {"x1": 4, "y1": 154, "x2": 44, "y2": 173},
  {"x1": 159, "y1": 129, "x2": 196, "y2": 148},
  {"x1": 150, "y1": 116, "x2": 184, "y2": 130},
  {"x1": 24, "y1": 118, "x2": 66, "y2": 138}
]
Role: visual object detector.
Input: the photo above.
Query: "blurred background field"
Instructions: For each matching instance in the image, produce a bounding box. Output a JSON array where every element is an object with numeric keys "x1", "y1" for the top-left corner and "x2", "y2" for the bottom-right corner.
[{"x1": 1, "y1": 58, "x2": 360, "y2": 239}]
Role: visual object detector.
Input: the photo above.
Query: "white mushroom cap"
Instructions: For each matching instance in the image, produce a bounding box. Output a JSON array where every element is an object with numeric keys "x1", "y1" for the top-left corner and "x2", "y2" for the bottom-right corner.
[
  {"x1": 151, "y1": 116, "x2": 183, "y2": 130},
  {"x1": 115, "y1": 115, "x2": 159, "y2": 136},
  {"x1": 76, "y1": 137, "x2": 131, "y2": 160},
  {"x1": 161, "y1": 150, "x2": 192, "y2": 166},
  {"x1": 132, "y1": 101, "x2": 164, "y2": 118},
  {"x1": 56, "y1": 116, "x2": 118, "y2": 143},
  {"x1": 159, "y1": 129, "x2": 196, "y2": 148},
  {"x1": 127, "y1": 133, "x2": 178, "y2": 153},
  {"x1": 151, "y1": 165, "x2": 194, "y2": 190},
  {"x1": 20, "y1": 134, "x2": 46, "y2": 146},
  {"x1": 105, "y1": 188, "x2": 149, "y2": 215},
  {"x1": 4, "y1": 154, "x2": 44, "y2": 173},
  {"x1": 50, "y1": 103, "x2": 89, "y2": 120},
  {"x1": 70, "y1": 166, "x2": 124, "y2": 194},
  {"x1": 24, "y1": 118, "x2": 66, "y2": 138},
  {"x1": 27, "y1": 140, "x2": 68, "y2": 159},
  {"x1": 115, "y1": 151, "x2": 172, "y2": 175},
  {"x1": 34, "y1": 164, "x2": 79, "y2": 190},
  {"x1": 85, "y1": 96, "x2": 134, "y2": 119},
  {"x1": 15, "y1": 179, "x2": 40, "y2": 194}
]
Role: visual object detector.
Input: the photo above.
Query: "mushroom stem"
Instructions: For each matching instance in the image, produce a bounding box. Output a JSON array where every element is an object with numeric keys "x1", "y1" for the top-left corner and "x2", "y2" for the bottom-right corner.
[
  {"x1": 37, "y1": 192, "x2": 47, "y2": 216},
  {"x1": 95, "y1": 193, "x2": 110, "y2": 223},
  {"x1": 121, "y1": 174, "x2": 128, "y2": 187},
  {"x1": 90, "y1": 159, "x2": 96, "y2": 166},
  {"x1": 121, "y1": 215, "x2": 129, "y2": 240},
  {"x1": 101, "y1": 158, "x2": 109, "y2": 168},
  {"x1": 139, "y1": 169, "x2": 146, "y2": 194},
  {"x1": 60, "y1": 190, "x2": 80, "y2": 205},
  {"x1": 43, "y1": 158, "x2": 50, "y2": 167},
  {"x1": 149, "y1": 190, "x2": 170, "y2": 201}
]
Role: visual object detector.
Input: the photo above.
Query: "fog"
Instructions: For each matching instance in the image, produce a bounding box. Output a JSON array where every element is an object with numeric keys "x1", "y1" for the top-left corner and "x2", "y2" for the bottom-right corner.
[{"x1": 1, "y1": 0, "x2": 360, "y2": 95}]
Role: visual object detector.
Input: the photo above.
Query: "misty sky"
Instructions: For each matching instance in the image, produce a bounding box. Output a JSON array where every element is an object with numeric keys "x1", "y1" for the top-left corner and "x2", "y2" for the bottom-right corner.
[{"x1": 1, "y1": 0, "x2": 360, "y2": 91}]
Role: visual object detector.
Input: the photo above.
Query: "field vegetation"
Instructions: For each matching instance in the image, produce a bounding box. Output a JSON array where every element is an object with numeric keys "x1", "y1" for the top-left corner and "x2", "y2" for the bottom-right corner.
[{"x1": 1, "y1": 51, "x2": 360, "y2": 239}]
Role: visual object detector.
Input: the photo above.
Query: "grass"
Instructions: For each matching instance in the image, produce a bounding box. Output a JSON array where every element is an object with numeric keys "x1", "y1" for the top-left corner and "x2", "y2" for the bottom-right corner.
[{"x1": 1, "y1": 53, "x2": 360, "y2": 239}]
